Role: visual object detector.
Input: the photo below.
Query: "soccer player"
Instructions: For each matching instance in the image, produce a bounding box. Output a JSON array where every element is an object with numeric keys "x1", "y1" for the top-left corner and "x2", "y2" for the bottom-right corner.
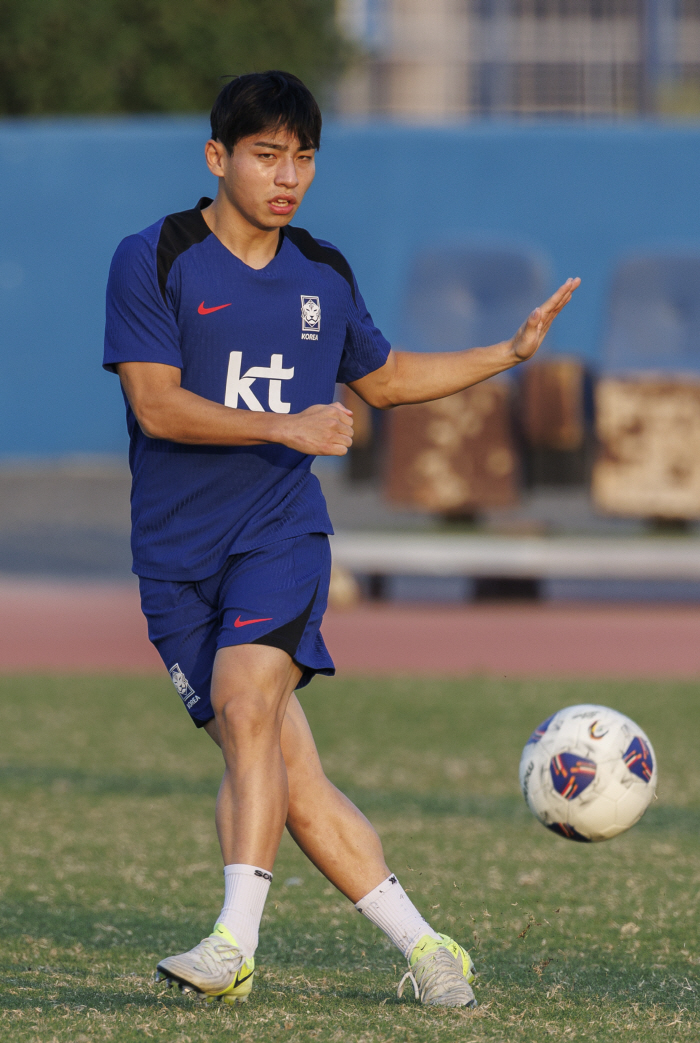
[{"x1": 104, "y1": 70, "x2": 579, "y2": 1009}]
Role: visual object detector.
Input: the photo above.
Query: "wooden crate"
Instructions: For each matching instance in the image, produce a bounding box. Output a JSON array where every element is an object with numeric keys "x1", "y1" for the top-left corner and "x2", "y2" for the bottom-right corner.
[
  {"x1": 385, "y1": 382, "x2": 519, "y2": 512},
  {"x1": 341, "y1": 384, "x2": 378, "y2": 481},
  {"x1": 592, "y1": 377, "x2": 700, "y2": 518},
  {"x1": 341, "y1": 385, "x2": 373, "y2": 447},
  {"x1": 521, "y1": 357, "x2": 585, "y2": 450}
]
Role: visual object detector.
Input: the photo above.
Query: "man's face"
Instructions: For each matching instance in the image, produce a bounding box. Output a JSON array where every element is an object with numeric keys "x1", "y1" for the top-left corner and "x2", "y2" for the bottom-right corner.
[{"x1": 205, "y1": 126, "x2": 316, "y2": 230}]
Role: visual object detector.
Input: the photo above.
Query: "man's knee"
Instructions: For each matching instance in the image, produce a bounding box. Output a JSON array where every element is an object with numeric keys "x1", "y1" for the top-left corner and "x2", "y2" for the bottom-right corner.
[
  {"x1": 215, "y1": 689, "x2": 281, "y2": 743},
  {"x1": 211, "y1": 644, "x2": 300, "y2": 735}
]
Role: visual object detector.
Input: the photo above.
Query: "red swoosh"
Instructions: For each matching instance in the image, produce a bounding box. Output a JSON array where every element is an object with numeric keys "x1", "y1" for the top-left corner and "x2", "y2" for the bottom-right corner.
[
  {"x1": 234, "y1": 615, "x2": 273, "y2": 628},
  {"x1": 198, "y1": 301, "x2": 232, "y2": 315}
]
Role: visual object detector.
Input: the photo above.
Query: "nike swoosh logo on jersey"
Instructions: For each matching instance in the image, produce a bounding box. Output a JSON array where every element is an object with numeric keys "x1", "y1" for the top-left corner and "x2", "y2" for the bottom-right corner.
[
  {"x1": 234, "y1": 615, "x2": 273, "y2": 628},
  {"x1": 198, "y1": 301, "x2": 232, "y2": 314}
]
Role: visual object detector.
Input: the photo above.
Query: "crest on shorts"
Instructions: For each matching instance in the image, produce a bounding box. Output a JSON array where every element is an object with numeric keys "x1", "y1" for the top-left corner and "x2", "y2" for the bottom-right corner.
[
  {"x1": 169, "y1": 662, "x2": 195, "y2": 701},
  {"x1": 301, "y1": 295, "x2": 321, "y2": 332}
]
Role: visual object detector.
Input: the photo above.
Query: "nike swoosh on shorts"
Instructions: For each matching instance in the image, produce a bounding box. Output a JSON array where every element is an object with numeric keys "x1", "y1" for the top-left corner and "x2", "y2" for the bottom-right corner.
[{"x1": 234, "y1": 616, "x2": 273, "y2": 628}]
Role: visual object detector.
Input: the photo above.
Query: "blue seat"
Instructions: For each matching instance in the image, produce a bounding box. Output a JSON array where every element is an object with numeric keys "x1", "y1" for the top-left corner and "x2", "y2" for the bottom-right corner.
[
  {"x1": 603, "y1": 255, "x2": 700, "y2": 375},
  {"x1": 401, "y1": 246, "x2": 547, "y2": 353}
]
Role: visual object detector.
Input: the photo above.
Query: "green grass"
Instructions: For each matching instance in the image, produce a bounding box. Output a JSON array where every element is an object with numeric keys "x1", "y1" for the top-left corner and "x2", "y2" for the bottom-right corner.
[{"x1": 0, "y1": 673, "x2": 699, "y2": 1042}]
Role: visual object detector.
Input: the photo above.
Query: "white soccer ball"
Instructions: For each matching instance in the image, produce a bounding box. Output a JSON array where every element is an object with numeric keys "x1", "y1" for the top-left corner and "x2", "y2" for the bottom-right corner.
[{"x1": 519, "y1": 704, "x2": 657, "y2": 842}]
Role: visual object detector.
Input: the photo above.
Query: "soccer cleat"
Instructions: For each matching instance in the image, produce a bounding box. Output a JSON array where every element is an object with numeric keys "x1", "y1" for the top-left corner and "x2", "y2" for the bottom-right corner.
[
  {"x1": 155, "y1": 923, "x2": 255, "y2": 1004},
  {"x1": 397, "y1": 933, "x2": 477, "y2": 1008}
]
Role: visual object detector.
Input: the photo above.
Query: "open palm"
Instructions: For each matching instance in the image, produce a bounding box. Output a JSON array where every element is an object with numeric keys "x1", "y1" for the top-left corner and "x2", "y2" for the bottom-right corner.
[{"x1": 512, "y1": 277, "x2": 581, "y2": 362}]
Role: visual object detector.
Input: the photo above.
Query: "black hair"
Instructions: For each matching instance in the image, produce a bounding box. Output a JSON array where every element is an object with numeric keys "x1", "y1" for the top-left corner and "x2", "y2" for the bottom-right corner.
[{"x1": 210, "y1": 71, "x2": 322, "y2": 154}]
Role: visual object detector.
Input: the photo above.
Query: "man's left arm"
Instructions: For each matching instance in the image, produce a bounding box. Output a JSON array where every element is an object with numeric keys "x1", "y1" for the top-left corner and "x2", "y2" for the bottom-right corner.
[{"x1": 349, "y1": 277, "x2": 580, "y2": 409}]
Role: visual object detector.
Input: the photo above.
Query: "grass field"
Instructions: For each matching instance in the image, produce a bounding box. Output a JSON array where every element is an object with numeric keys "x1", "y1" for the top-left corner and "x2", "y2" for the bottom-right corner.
[{"x1": 0, "y1": 673, "x2": 699, "y2": 1042}]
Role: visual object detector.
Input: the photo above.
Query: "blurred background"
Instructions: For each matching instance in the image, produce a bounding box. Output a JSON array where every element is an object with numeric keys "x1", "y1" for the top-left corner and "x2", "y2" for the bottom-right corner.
[
  {"x1": 4, "y1": 11, "x2": 700, "y2": 1031},
  {"x1": 4, "y1": 0, "x2": 700, "y2": 667}
]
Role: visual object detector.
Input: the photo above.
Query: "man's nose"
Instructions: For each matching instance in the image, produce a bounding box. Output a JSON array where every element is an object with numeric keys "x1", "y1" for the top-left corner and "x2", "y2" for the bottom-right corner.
[{"x1": 275, "y1": 159, "x2": 299, "y2": 187}]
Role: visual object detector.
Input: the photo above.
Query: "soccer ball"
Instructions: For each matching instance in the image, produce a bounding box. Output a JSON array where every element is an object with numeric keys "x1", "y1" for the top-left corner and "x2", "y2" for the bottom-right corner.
[{"x1": 519, "y1": 704, "x2": 657, "y2": 842}]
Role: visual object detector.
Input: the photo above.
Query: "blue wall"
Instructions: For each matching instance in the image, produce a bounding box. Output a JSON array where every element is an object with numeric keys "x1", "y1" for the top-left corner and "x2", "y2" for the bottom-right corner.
[{"x1": 2, "y1": 117, "x2": 700, "y2": 455}]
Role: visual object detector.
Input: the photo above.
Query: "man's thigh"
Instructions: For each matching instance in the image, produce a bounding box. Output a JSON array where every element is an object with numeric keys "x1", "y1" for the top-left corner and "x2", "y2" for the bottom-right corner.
[
  {"x1": 139, "y1": 574, "x2": 219, "y2": 727},
  {"x1": 139, "y1": 533, "x2": 334, "y2": 729},
  {"x1": 210, "y1": 643, "x2": 302, "y2": 723},
  {"x1": 215, "y1": 533, "x2": 334, "y2": 689}
]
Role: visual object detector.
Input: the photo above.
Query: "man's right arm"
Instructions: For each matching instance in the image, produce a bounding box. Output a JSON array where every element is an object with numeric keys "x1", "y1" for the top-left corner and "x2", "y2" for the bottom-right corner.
[{"x1": 117, "y1": 361, "x2": 354, "y2": 457}]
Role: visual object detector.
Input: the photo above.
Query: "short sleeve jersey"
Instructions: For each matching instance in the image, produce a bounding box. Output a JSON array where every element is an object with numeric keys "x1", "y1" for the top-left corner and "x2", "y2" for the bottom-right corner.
[{"x1": 104, "y1": 197, "x2": 391, "y2": 581}]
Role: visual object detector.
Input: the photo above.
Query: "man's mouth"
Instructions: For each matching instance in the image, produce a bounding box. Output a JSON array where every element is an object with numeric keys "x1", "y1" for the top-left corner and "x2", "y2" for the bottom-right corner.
[{"x1": 268, "y1": 196, "x2": 296, "y2": 214}]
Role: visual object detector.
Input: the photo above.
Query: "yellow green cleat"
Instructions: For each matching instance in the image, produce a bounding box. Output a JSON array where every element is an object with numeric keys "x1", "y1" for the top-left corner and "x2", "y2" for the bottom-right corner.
[
  {"x1": 155, "y1": 922, "x2": 254, "y2": 1004},
  {"x1": 398, "y1": 933, "x2": 477, "y2": 1007}
]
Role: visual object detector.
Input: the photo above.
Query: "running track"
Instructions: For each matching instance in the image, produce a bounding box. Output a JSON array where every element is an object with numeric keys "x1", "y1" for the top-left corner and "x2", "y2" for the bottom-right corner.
[{"x1": 1, "y1": 577, "x2": 700, "y2": 677}]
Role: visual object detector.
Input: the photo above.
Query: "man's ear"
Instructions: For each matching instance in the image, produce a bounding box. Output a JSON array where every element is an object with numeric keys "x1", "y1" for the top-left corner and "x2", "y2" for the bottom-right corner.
[{"x1": 204, "y1": 139, "x2": 228, "y2": 178}]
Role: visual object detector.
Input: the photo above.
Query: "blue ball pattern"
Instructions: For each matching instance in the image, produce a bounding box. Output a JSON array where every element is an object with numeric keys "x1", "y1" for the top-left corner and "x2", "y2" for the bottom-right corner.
[
  {"x1": 623, "y1": 736, "x2": 654, "y2": 782},
  {"x1": 547, "y1": 822, "x2": 591, "y2": 842},
  {"x1": 550, "y1": 752, "x2": 597, "y2": 800},
  {"x1": 526, "y1": 713, "x2": 557, "y2": 745}
]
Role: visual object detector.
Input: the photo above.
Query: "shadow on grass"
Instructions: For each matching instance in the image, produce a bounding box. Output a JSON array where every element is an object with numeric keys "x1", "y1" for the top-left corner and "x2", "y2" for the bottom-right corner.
[
  {"x1": 343, "y1": 788, "x2": 700, "y2": 835},
  {"x1": 0, "y1": 763, "x2": 220, "y2": 797},
  {"x1": 2, "y1": 951, "x2": 695, "y2": 1020},
  {"x1": 0, "y1": 766, "x2": 697, "y2": 833},
  {"x1": 0, "y1": 983, "x2": 194, "y2": 1015},
  {"x1": 0, "y1": 897, "x2": 211, "y2": 955},
  {"x1": 1, "y1": 895, "x2": 697, "y2": 1021}
]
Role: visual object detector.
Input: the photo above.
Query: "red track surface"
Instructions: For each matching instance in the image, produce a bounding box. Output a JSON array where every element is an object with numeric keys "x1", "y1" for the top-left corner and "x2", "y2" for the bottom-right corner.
[
  {"x1": 0, "y1": 579, "x2": 161, "y2": 672},
  {"x1": 1, "y1": 578, "x2": 700, "y2": 677}
]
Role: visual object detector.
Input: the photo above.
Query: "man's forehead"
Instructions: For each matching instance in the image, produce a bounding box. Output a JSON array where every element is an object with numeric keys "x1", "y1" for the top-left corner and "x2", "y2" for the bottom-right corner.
[{"x1": 243, "y1": 127, "x2": 313, "y2": 152}]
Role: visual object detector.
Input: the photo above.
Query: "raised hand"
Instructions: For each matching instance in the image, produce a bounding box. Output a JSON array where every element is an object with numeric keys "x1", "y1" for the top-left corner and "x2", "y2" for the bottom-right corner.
[{"x1": 511, "y1": 277, "x2": 581, "y2": 363}]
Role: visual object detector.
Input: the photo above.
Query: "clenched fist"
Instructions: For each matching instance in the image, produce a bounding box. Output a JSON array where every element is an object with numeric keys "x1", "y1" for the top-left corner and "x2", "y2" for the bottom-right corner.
[{"x1": 280, "y1": 401, "x2": 354, "y2": 456}]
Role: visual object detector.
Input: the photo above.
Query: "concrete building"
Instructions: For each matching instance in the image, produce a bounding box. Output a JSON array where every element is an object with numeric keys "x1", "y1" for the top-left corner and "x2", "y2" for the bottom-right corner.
[{"x1": 337, "y1": 0, "x2": 700, "y2": 118}]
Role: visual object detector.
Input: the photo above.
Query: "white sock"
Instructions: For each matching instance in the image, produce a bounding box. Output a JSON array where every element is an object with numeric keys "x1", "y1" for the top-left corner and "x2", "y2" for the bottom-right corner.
[
  {"x1": 355, "y1": 874, "x2": 441, "y2": 959},
  {"x1": 215, "y1": 864, "x2": 272, "y2": 958}
]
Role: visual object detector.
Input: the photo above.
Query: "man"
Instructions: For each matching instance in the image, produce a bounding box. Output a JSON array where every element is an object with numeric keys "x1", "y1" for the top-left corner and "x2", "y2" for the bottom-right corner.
[{"x1": 104, "y1": 70, "x2": 579, "y2": 1009}]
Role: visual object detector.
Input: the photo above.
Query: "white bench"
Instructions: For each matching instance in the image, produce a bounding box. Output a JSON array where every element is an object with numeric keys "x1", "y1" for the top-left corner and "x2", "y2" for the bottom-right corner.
[{"x1": 330, "y1": 533, "x2": 700, "y2": 580}]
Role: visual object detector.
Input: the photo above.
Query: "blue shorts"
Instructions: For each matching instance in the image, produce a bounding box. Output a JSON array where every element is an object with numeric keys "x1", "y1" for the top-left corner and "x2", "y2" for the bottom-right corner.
[{"x1": 139, "y1": 533, "x2": 334, "y2": 727}]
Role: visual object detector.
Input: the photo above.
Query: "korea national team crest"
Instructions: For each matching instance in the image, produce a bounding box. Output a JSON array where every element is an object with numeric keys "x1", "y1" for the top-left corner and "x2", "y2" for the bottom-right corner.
[
  {"x1": 301, "y1": 295, "x2": 321, "y2": 339},
  {"x1": 169, "y1": 663, "x2": 199, "y2": 710}
]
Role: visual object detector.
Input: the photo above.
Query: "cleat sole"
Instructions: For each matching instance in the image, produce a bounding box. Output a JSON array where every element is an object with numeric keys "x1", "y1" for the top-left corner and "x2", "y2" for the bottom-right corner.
[
  {"x1": 155, "y1": 967, "x2": 205, "y2": 997},
  {"x1": 155, "y1": 959, "x2": 253, "y2": 1004},
  {"x1": 205, "y1": 992, "x2": 250, "y2": 1005}
]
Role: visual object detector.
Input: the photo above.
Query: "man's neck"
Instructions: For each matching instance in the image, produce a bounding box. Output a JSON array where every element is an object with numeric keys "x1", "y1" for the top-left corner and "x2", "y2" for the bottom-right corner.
[{"x1": 201, "y1": 194, "x2": 281, "y2": 271}]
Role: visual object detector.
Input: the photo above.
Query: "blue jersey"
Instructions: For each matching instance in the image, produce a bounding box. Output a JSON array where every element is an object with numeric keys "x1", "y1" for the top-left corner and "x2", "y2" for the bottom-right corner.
[{"x1": 104, "y1": 198, "x2": 391, "y2": 581}]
